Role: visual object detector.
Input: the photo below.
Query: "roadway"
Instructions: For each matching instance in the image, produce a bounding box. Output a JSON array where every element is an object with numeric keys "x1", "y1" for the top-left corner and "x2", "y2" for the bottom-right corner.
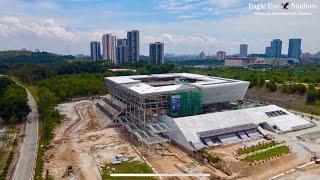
[{"x1": 12, "y1": 87, "x2": 39, "y2": 180}]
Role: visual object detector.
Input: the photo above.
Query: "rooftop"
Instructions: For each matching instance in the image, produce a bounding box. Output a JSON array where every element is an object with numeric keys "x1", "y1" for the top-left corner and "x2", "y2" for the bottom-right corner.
[
  {"x1": 105, "y1": 73, "x2": 248, "y2": 95},
  {"x1": 168, "y1": 105, "x2": 313, "y2": 145}
]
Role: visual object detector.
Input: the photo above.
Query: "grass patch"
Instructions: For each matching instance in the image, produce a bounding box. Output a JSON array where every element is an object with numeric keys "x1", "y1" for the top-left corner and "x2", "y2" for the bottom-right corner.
[
  {"x1": 244, "y1": 145, "x2": 290, "y2": 163},
  {"x1": 237, "y1": 141, "x2": 279, "y2": 155},
  {"x1": 102, "y1": 160, "x2": 155, "y2": 180},
  {"x1": 0, "y1": 139, "x2": 17, "y2": 180}
]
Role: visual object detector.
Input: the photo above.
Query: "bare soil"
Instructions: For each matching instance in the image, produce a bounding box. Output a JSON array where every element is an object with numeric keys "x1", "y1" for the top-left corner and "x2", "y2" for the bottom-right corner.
[
  {"x1": 44, "y1": 100, "x2": 142, "y2": 180},
  {"x1": 207, "y1": 139, "x2": 308, "y2": 180}
]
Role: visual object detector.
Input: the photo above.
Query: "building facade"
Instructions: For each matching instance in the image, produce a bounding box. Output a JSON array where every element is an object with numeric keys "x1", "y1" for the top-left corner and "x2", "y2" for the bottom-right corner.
[
  {"x1": 266, "y1": 39, "x2": 282, "y2": 58},
  {"x1": 90, "y1": 41, "x2": 101, "y2": 62},
  {"x1": 199, "y1": 51, "x2": 206, "y2": 60},
  {"x1": 116, "y1": 39, "x2": 128, "y2": 64},
  {"x1": 217, "y1": 51, "x2": 226, "y2": 60},
  {"x1": 240, "y1": 44, "x2": 248, "y2": 57},
  {"x1": 127, "y1": 30, "x2": 140, "y2": 62},
  {"x1": 149, "y1": 42, "x2": 164, "y2": 64},
  {"x1": 102, "y1": 34, "x2": 117, "y2": 63},
  {"x1": 288, "y1": 39, "x2": 302, "y2": 60},
  {"x1": 225, "y1": 57, "x2": 257, "y2": 67}
]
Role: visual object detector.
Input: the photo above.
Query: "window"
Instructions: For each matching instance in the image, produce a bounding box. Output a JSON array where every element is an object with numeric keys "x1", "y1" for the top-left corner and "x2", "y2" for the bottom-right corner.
[{"x1": 265, "y1": 110, "x2": 287, "y2": 118}]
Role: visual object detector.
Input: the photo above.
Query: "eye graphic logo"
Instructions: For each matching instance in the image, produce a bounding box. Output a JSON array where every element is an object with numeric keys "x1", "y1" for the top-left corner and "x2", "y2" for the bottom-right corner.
[{"x1": 282, "y1": 2, "x2": 289, "y2": 9}]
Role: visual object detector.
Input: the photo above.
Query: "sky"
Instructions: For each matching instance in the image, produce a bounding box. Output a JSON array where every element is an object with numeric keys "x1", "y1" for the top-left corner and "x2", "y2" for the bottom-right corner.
[{"x1": 0, "y1": 0, "x2": 319, "y2": 55}]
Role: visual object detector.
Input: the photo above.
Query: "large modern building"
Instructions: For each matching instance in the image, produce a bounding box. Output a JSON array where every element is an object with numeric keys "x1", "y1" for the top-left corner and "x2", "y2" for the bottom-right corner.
[
  {"x1": 101, "y1": 73, "x2": 312, "y2": 151},
  {"x1": 102, "y1": 34, "x2": 117, "y2": 63},
  {"x1": 127, "y1": 30, "x2": 140, "y2": 62},
  {"x1": 288, "y1": 38, "x2": 302, "y2": 60},
  {"x1": 266, "y1": 39, "x2": 282, "y2": 58},
  {"x1": 116, "y1": 39, "x2": 128, "y2": 64},
  {"x1": 216, "y1": 51, "x2": 226, "y2": 60},
  {"x1": 90, "y1": 41, "x2": 101, "y2": 62},
  {"x1": 149, "y1": 42, "x2": 164, "y2": 64},
  {"x1": 240, "y1": 44, "x2": 248, "y2": 57}
]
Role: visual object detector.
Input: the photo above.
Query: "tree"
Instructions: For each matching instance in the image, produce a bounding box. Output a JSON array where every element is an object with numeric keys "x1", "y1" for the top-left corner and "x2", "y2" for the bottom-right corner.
[
  {"x1": 307, "y1": 88, "x2": 318, "y2": 104},
  {"x1": 266, "y1": 81, "x2": 277, "y2": 92},
  {"x1": 0, "y1": 84, "x2": 30, "y2": 123}
]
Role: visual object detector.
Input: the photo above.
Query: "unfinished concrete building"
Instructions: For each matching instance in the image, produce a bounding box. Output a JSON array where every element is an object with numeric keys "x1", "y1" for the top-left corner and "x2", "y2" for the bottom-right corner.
[{"x1": 98, "y1": 73, "x2": 313, "y2": 151}]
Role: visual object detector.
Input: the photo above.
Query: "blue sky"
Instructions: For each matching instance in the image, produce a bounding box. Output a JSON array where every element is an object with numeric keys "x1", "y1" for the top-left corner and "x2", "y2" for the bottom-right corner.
[{"x1": 0, "y1": 0, "x2": 319, "y2": 55}]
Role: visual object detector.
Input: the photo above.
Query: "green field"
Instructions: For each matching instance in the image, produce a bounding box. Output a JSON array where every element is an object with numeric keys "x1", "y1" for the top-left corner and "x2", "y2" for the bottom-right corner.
[
  {"x1": 244, "y1": 146, "x2": 290, "y2": 163},
  {"x1": 102, "y1": 160, "x2": 155, "y2": 180},
  {"x1": 237, "y1": 141, "x2": 279, "y2": 155}
]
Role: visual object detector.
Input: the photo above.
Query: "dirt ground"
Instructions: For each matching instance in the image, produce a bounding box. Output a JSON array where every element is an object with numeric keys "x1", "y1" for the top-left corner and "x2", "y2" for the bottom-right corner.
[
  {"x1": 44, "y1": 99, "x2": 226, "y2": 180},
  {"x1": 206, "y1": 138, "x2": 311, "y2": 180},
  {"x1": 43, "y1": 98, "x2": 320, "y2": 180},
  {"x1": 138, "y1": 143, "x2": 227, "y2": 180},
  {"x1": 44, "y1": 100, "x2": 143, "y2": 180},
  {"x1": 278, "y1": 163, "x2": 320, "y2": 180}
]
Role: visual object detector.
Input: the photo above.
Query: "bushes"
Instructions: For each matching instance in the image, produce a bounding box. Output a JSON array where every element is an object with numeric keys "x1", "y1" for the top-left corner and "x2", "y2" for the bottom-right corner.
[
  {"x1": 0, "y1": 77, "x2": 30, "y2": 124},
  {"x1": 36, "y1": 74, "x2": 107, "y2": 101},
  {"x1": 34, "y1": 146, "x2": 45, "y2": 180},
  {"x1": 266, "y1": 81, "x2": 277, "y2": 92},
  {"x1": 280, "y1": 83, "x2": 307, "y2": 94},
  {"x1": 0, "y1": 150, "x2": 14, "y2": 179},
  {"x1": 244, "y1": 145, "x2": 290, "y2": 163},
  {"x1": 306, "y1": 88, "x2": 320, "y2": 104},
  {"x1": 209, "y1": 156, "x2": 222, "y2": 164},
  {"x1": 237, "y1": 141, "x2": 279, "y2": 155}
]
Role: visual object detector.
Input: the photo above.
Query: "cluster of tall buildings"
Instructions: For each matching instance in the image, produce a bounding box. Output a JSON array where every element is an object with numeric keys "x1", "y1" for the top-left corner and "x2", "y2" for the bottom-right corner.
[
  {"x1": 90, "y1": 30, "x2": 140, "y2": 64},
  {"x1": 265, "y1": 38, "x2": 302, "y2": 59},
  {"x1": 90, "y1": 30, "x2": 164, "y2": 64}
]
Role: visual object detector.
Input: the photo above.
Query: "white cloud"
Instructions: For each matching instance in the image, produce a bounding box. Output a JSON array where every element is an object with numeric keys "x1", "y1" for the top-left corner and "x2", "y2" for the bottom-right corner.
[
  {"x1": 0, "y1": 16, "x2": 75, "y2": 40},
  {"x1": 38, "y1": 1, "x2": 59, "y2": 9}
]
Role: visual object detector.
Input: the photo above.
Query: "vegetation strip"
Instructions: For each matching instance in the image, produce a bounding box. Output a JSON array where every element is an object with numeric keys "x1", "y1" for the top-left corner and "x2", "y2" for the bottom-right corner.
[
  {"x1": 237, "y1": 141, "x2": 279, "y2": 155},
  {"x1": 244, "y1": 145, "x2": 290, "y2": 163},
  {"x1": 102, "y1": 160, "x2": 155, "y2": 180}
]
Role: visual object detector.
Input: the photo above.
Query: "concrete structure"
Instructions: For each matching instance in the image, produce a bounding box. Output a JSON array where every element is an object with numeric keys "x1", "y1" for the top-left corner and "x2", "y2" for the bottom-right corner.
[
  {"x1": 116, "y1": 39, "x2": 128, "y2": 64},
  {"x1": 255, "y1": 58, "x2": 287, "y2": 66},
  {"x1": 90, "y1": 41, "x2": 101, "y2": 61},
  {"x1": 103, "y1": 73, "x2": 312, "y2": 151},
  {"x1": 288, "y1": 38, "x2": 302, "y2": 60},
  {"x1": 199, "y1": 51, "x2": 206, "y2": 60},
  {"x1": 240, "y1": 44, "x2": 248, "y2": 57},
  {"x1": 127, "y1": 30, "x2": 140, "y2": 62},
  {"x1": 149, "y1": 42, "x2": 164, "y2": 64},
  {"x1": 266, "y1": 39, "x2": 282, "y2": 58},
  {"x1": 102, "y1": 34, "x2": 117, "y2": 63},
  {"x1": 160, "y1": 105, "x2": 313, "y2": 151},
  {"x1": 225, "y1": 57, "x2": 257, "y2": 67},
  {"x1": 216, "y1": 51, "x2": 226, "y2": 60}
]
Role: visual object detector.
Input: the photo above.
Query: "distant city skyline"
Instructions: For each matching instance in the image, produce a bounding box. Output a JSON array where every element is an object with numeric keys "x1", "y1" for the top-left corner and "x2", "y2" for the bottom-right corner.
[{"x1": 0, "y1": 0, "x2": 319, "y2": 55}]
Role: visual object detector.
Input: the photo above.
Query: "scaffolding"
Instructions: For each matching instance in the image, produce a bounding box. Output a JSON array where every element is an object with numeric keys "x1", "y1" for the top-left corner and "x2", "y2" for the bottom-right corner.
[
  {"x1": 168, "y1": 90, "x2": 203, "y2": 117},
  {"x1": 104, "y1": 77, "x2": 200, "y2": 146}
]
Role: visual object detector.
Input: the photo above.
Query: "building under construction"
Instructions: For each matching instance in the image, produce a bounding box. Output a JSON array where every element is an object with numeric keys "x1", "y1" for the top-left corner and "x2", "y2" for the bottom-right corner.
[{"x1": 98, "y1": 73, "x2": 313, "y2": 151}]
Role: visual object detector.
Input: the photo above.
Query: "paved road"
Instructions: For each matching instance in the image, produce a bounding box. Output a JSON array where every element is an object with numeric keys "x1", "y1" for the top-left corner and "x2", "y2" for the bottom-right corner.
[{"x1": 12, "y1": 88, "x2": 39, "y2": 180}]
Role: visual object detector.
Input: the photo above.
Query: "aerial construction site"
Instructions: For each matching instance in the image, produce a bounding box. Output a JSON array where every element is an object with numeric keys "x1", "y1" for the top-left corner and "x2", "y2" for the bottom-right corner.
[{"x1": 44, "y1": 73, "x2": 320, "y2": 179}]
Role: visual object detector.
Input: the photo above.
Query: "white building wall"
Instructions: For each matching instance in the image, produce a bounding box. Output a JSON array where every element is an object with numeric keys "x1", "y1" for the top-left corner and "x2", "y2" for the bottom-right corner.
[
  {"x1": 158, "y1": 116, "x2": 194, "y2": 151},
  {"x1": 195, "y1": 82, "x2": 250, "y2": 104},
  {"x1": 225, "y1": 59, "x2": 243, "y2": 67}
]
